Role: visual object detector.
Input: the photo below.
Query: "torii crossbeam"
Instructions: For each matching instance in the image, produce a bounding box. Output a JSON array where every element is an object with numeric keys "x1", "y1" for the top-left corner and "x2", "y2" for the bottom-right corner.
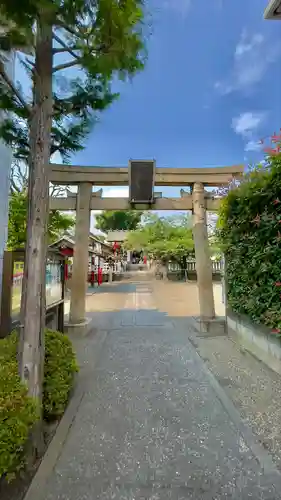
[{"x1": 49, "y1": 161, "x2": 244, "y2": 334}]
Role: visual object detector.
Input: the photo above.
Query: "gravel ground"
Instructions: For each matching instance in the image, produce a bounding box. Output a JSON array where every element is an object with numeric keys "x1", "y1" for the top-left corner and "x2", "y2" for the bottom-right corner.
[
  {"x1": 151, "y1": 281, "x2": 281, "y2": 470},
  {"x1": 193, "y1": 331, "x2": 281, "y2": 470}
]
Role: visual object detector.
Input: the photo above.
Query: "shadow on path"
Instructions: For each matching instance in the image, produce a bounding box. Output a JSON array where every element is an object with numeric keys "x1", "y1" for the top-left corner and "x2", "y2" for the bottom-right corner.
[
  {"x1": 84, "y1": 308, "x2": 192, "y2": 332},
  {"x1": 87, "y1": 283, "x2": 137, "y2": 294}
]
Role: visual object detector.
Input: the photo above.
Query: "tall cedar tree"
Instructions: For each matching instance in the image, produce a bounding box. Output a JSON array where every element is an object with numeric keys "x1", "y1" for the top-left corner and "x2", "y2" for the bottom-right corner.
[{"x1": 0, "y1": 0, "x2": 146, "y2": 426}]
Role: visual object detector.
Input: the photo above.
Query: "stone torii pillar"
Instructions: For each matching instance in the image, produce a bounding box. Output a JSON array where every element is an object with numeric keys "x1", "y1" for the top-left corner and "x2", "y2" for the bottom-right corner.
[
  {"x1": 69, "y1": 182, "x2": 92, "y2": 330},
  {"x1": 192, "y1": 182, "x2": 215, "y2": 320}
]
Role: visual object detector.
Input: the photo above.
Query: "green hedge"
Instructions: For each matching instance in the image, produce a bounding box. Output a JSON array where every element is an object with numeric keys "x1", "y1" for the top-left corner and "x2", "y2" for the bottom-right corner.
[
  {"x1": 0, "y1": 330, "x2": 78, "y2": 479},
  {"x1": 217, "y1": 154, "x2": 281, "y2": 331},
  {"x1": 0, "y1": 334, "x2": 39, "y2": 480},
  {"x1": 43, "y1": 329, "x2": 78, "y2": 420}
]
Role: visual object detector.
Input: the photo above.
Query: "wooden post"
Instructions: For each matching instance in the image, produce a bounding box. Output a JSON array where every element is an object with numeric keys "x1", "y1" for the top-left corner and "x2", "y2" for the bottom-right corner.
[
  {"x1": 0, "y1": 250, "x2": 13, "y2": 338},
  {"x1": 192, "y1": 182, "x2": 215, "y2": 319},
  {"x1": 69, "y1": 182, "x2": 92, "y2": 325}
]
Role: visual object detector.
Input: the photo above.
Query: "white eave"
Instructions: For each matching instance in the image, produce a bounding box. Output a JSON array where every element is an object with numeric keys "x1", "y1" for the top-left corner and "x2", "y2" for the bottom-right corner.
[
  {"x1": 264, "y1": 0, "x2": 281, "y2": 19},
  {"x1": 106, "y1": 230, "x2": 129, "y2": 243}
]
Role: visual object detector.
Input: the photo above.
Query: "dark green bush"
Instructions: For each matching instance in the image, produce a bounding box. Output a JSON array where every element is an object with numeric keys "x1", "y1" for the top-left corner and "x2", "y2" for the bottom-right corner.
[
  {"x1": 0, "y1": 335, "x2": 39, "y2": 480},
  {"x1": 0, "y1": 329, "x2": 78, "y2": 479},
  {"x1": 217, "y1": 153, "x2": 281, "y2": 331},
  {"x1": 43, "y1": 329, "x2": 78, "y2": 420}
]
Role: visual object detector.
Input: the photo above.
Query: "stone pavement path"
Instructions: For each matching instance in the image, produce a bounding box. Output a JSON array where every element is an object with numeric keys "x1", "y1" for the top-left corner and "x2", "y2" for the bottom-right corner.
[{"x1": 39, "y1": 281, "x2": 281, "y2": 499}]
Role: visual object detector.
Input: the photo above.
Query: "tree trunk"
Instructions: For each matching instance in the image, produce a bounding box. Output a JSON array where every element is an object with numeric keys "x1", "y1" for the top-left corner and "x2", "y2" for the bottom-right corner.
[{"x1": 19, "y1": 14, "x2": 53, "y2": 433}]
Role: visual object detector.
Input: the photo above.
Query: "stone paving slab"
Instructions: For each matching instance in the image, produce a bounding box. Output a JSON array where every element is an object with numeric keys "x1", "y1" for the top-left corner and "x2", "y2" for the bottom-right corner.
[{"x1": 29, "y1": 280, "x2": 281, "y2": 500}]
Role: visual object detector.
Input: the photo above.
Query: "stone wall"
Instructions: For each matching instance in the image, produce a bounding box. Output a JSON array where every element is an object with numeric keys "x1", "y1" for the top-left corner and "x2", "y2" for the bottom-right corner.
[{"x1": 227, "y1": 308, "x2": 281, "y2": 375}]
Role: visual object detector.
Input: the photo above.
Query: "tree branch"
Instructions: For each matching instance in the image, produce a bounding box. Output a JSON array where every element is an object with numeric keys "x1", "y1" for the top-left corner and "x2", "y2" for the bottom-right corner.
[
  {"x1": 55, "y1": 21, "x2": 84, "y2": 40},
  {"x1": 49, "y1": 183, "x2": 66, "y2": 197},
  {"x1": 53, "y1": 46, "x2": 79, "y2": 54},
  {"x1": 10, "y1": 175, "x2": 21, "y2": 194},
  {"x1": 26, "y1": 57, "x2": 35, "y2": 67},
  {"x1": 10, "y1": 160, "x2": 28, "y2": 193},
  {"x1": 52, "y1": 33, "x2": 80, "y2": 60},
  {"x1": 0, "y1": 61, "x2": 31, "y2": 114},
  {"x1": 52, "y1": 59, "x2": 80, "y2": 73}
]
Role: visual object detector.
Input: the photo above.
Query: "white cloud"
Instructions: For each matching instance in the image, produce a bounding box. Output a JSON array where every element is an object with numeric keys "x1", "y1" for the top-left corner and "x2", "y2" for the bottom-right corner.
[
  {"x1": 214, "y1": 81, "x2": 231, "y2": 94},
  {"x1": 234, "y1": 32, "x2": 264, "y2": 58},
  {"x1": 244, "y1": 140, "x2": 262, "y2": 152},
  {"x1": 232, "y1": 112, "x2": 265, "y2": 138},
  {"x1": 215, "y1": 30, "x2": 281, "y2": 95},
  {"x1": 102, "y1": 186, "x2": 129, "y2": 198},
  {"x1": 232, "y1": 111, "x2": 266, "y2": 153}
]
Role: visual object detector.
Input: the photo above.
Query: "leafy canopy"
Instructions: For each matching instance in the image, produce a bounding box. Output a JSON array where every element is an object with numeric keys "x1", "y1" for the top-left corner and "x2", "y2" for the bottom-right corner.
[
  {"x1": 124, "y1": 213, "x2": 194, "y2": 262},
  {"x1": 8, "y1": 190, "x2": 74, "y2": 249},
  {"x1": 95, "y1": 210, "x2": 143, "y2": 232},
  {"x1": 0, "y1": 0, "x2": 147, "y2": 163}
]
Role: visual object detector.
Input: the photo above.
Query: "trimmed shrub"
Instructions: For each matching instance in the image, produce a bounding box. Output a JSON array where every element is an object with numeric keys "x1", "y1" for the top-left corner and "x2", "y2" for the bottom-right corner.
[
  {"x1": 0, "y1": 329, "x2": 78, "y2": 479},
  {"x1": 217, "y1": 153, "x2": 281, "y2": 331},
  {"x1": 0, "y1": 335, "x2": 39, "y2": 480},
  {"x1": 0, "y1": 330, "x2": 18, "y2": 359},
  {"x1": 43, "y1": 329, "x2": 78, "y2": 420}
]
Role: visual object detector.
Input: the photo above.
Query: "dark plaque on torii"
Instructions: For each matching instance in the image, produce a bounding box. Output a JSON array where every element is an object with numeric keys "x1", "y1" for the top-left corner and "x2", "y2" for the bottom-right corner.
[{"x1": 129, "y1": 159, "x2": 155, "y2": 205}]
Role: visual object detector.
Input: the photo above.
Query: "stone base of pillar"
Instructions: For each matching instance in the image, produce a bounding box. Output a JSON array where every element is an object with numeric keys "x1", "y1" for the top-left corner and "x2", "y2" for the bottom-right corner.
[
  {"x1": 65, "y1": 317, "x2": 92, "y2": 337},
  {"x1": 192, "y1": 316, "x2": 226, "y2": 337}
]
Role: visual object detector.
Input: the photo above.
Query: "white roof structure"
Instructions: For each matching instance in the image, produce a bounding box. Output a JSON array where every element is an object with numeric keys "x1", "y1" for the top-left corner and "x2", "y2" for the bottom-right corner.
[
  {"x1": 106, "y1": 231, "x2": 129, "y2": 243},
  {"x1": 264, "y1": 0, "x2": 281, "y2": 19}
]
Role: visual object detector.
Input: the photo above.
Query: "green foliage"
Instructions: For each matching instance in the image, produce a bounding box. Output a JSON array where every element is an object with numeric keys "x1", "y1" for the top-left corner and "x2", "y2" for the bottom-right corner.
[
  {"x1": 0, "y1": 334, "x2": 39, "y2": 480},
  {"x1": 0, "y1": 329, "x2": 78, "y2": 479},
  {"x1": 0, "y1": 1, "x2": 146, "y2": 406},
  {"x1": 48, "y1": 210, "x2": 75, "y2": 243},
  {"x1": 125, "y1": 213, "x2": 194, "y2": 263},
  {"x1": 43, "y1": 329, "x2": 78, "y2": 421},
  {"x1": 217, "y1": 153, "x2": 281, "y2": 330},
  {"x1": 95, "y1": 210, "x2": 143, "y2": 232},
  {"x1": 0, "y1": 0, "x2": 147, "y2": 163},
  {"x1": 8, "y1": 189, "x2": 75, "y2": 249}
]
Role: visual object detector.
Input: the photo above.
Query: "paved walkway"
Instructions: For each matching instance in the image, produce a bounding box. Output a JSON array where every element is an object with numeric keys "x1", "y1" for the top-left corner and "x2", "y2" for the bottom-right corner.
[{"x1": 29, "y1": 280, "x2": 281, "y2": 499}]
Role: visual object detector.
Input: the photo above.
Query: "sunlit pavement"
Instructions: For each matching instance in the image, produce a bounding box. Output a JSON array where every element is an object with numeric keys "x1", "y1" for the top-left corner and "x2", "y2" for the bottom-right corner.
[{"x1": 43, "y1": 280, "x2": 281, "y2": 499}]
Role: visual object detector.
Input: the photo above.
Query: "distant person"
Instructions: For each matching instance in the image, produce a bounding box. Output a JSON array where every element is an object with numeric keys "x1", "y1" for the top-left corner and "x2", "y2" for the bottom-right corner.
[{"x1": 98, "y1": 266, "x2": 102, "y2": 286}]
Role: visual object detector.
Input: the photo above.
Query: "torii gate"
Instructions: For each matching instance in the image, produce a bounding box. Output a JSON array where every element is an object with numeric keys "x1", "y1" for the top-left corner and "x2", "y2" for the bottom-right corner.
[{"x1": 49, "y1": 161, "x2": 243, "y2": 333}]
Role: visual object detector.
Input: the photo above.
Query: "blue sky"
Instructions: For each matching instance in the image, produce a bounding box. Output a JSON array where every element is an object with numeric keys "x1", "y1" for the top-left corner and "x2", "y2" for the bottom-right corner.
[
  {"x1": 15, "y1": 0, "x2": 281, "y2": 228},
  {"x1": 72, "y1": 0, "x2": 281, "y2": 201}
]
